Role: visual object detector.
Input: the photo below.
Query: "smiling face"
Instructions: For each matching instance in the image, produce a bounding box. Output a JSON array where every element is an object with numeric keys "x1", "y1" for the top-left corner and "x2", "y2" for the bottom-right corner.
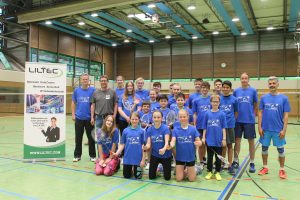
[
  {"x1": 152, "y1": 111, "x2": 162, "y2": 125},
  {"x1": 222, "y1": 84, "x2": 231, "y2": 96},
  {"x1": 116, "y1": 76, "x2": 124, "y2": 88},
  {"x1": 178, "y1": 109, "x2": 189, "y2": 125},
  {"x1": 130, "y1": 113, "x2": 140, "y2": 128},
  {"x1": 80, "y1": 74, "x2": 89, "y2": 88},
  {"x1": 240, "y1": 73, "x2": 249, "y2": 88},
  {"x1": 100, "y1": 77, "x2": 108, "y2": 89},
  {"x1": 149, "y1": 90, "x2": 157, "y2": 101},
  {"x1": 136, "y1": 80, "x2": 144, "y2": 90},
  {"x1": 105, "y1": 116, "x2": 114, "y2": 128},
  {"x1": 268, "y1": 79, "x2": 279, "y2": 93}
]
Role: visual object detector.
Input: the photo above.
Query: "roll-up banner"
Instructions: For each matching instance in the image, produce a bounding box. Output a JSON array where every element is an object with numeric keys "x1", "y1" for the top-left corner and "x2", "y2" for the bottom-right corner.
[{"x1": 24, "y1": 62, "x2": 66, "y2": 161}]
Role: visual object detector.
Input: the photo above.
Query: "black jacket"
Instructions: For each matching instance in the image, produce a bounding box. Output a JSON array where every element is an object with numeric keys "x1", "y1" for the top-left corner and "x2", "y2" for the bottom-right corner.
[{"x1": 42, "y1": 126, "x2": 60, "y2": 142}]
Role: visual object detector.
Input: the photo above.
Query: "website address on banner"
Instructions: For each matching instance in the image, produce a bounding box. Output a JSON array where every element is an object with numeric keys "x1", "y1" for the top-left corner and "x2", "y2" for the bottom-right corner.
[{"x1": 30, "y1": 151, "x2": 61, "y2": 155}]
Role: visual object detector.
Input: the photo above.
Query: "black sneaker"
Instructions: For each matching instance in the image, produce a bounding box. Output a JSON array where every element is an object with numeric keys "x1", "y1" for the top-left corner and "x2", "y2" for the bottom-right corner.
[{"x1": 232, "y1": 161, "x2": 239, "y2": 169}]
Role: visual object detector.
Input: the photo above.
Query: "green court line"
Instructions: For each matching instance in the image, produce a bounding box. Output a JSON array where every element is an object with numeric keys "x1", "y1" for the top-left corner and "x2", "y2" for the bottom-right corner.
[{"x1": 118, "y1": 182, "x2": 151, "y2": 200}]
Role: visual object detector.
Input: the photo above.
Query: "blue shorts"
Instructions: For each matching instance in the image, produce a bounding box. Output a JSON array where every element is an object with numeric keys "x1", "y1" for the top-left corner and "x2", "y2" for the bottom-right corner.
[
  {"x1": 259, "y1": 131, "x2": 286, "y2": 147},
  {"x1": 234, "y1": 123, "x2": 256, "y2": 139}
]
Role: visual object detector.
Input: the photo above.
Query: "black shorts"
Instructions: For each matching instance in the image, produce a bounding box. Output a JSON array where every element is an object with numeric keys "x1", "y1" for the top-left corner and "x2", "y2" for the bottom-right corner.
[{"x1": 176, "y1": 160, "x2": 195, "y2": 167}]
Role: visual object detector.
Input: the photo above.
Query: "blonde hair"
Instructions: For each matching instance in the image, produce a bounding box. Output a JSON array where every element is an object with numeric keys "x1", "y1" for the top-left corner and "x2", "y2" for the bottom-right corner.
[
  {"x1": 101, "y1": 115, "x2": 116, "y2": 139},
  {"x1": 210, "y1": 94, "x2": 220, "y2": 102},
  {"x1": 135, "y1": 77, "x2": 144, "y2": 83}
]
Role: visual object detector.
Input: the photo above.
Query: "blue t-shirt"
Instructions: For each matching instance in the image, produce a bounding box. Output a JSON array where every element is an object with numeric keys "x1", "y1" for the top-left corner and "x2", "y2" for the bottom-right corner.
[
  {"x1": 121, "y1": 126, "x2": 144, "y2": 165},
  {"x1": 160, "y1": 108, "x2": 171, "y2": 125},
  {"x1": 220, "y1": 95, "x2": 238, "y2": 128},
  {"x1": 172, "y1": 125, "x2": 200, "y2": 162},
  {"x1": 259, "y1": 93, "x2": 290, "y2": 132},
  {"x1": 115, "y1": 88, "x2": 125, "y2": 100},
  {"x1": 192, "y1": 95, "x2": 211, "y2": 129},
  {"x1": 170, "y1": 105, "x2": 193, "y2": 125},
  {"x1": 138, "y1": 111, "x2": 153, "y2": 124},
  {"x1": 72, "y1": 86, "x2": 95, "y2": 120},
  {"x1": 150, "y1": 101, "x2": 160, "y2": 112},
  {"x1": 188, "y1": 92, "x2": 201, "y2": 109},
  {"x1": 135, "y1": 89, "x2": 150, "y2": 101},
  {"x1": 146, "y1": 124, "x2": 172, "y2": 159},
  {"x1": 97, "y1": 128, "x2": 119, "y2": 155},
  {"x1": 118, "y1": 95, "x2": 139, "y2": 121},
  {"x1": 169, "y1": 96, "x2": 188, "y2": 108},
  {"x1": 233, "y1": 87, "x2": 258, "y2": 123},
  {"x1": 203, "y1": 110, "x2": 227, "y2": 147}
]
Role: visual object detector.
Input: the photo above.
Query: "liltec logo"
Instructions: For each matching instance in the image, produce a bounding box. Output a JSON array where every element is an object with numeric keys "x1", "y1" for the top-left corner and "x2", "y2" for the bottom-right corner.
[{"x1": 28, "y1": 67, "x2": 63, "y2": 78}]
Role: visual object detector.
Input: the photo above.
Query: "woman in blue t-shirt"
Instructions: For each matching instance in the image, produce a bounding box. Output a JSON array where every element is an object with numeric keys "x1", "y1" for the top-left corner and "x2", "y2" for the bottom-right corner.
[
  {"x1": 170, "y1": 109, "x2": 202, "y2": 182},
  {"x1": 95, "y1": 115, "x2": 120, "y2": 176},
  {"x1": 144, "y1": 110, "x2": 172, "y2": 180},
  {"x1": 114, "y1": 112, "x2": 146, "y2": 179}
]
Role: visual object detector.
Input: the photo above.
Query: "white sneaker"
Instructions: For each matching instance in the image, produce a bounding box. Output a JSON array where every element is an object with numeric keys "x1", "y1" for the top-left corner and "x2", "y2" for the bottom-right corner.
[
  {"x1": 90, "y1": 157, "x2": 96, "y2": 162},
  {"x1": 73, "y1": 157, "x2": 81, "y2": 162}
]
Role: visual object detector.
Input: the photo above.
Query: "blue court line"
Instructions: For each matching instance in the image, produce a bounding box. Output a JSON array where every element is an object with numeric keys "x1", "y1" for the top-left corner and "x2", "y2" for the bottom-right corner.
[
  {"x1": 0, "y1": 188, "x2": 38, "y2": 200},
  {"x1": 89, "y1": 180, "x2": 133, "y2": 200},
  {"x1": 0, "y1": 156, "x2": 282, "y2": 199},
  {"x1": 217, "y1": 140, "x2": 260, "y2": 200}
]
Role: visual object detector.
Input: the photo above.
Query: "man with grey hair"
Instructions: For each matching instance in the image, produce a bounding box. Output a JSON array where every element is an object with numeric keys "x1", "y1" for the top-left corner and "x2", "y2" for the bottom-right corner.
[
  {"x1": 257, "y1": 76, "x2": 290, "y2": 179},
  {"x1": 72, "y1": 73, "x2": 96, "y2": 162}
]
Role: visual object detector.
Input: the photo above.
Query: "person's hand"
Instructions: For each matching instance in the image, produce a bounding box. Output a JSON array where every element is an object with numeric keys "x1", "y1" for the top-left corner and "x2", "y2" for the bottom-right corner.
[
  {"x1": 140, "y1": 160, "x2": 145, "y2": 168},
  {"x1": 90, "y1": 118, "x2": 95, "y2": 126},
  {"x1": 194, "y1": 140, "x2": 202, "y2": 147},
  {"x1": 279, "y1": 130, "x2": 286, "y2": 139},
  {"x1": 126, "y1": 116, "x2": 130, "y2": 123},
  {"x1": 72, "y1": 114, "x2": 75, "y2": 121},
  {"x1": 134, "y1": 99, "x2": 140, "y2": 105},
  {"x1": 159, "y1": 148, "x2": 166, "y2": 155},
  {"x1": 143, "y1": 145, "x2": 149, "y2": 151},
  {"x1": 202, "y1": 138, "x2": 206, "y2": 145},
  {"x1": 258, "y1": 127, "x2": 264, "y2": 137},
  {"x1": 222, "y1": 140, "x2": 226, "y2": 147},
  {"x1": 112, "y1": 152, "x2": 119, "y2": 158},
  {"x1": 104, "y1": 158, "x2": 111, "y2": 165},
  {"x1": 99, "y1": 159, "x2": 104, "y2": 166}
]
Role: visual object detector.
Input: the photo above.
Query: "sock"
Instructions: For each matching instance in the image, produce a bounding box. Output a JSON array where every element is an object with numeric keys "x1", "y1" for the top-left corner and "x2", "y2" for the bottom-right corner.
[
  {"x1": 234, "y1": 158, "x2": 239, "y2": 162},
  {"x1": 280, "y1": 167, "x2": 285, "y2": 170},
  {"x1": 263, "y1": 165, "x2": 268, "y2": 168},
  {"x1": 250, "y1": 160, "x2": 254, "y2": 164}
]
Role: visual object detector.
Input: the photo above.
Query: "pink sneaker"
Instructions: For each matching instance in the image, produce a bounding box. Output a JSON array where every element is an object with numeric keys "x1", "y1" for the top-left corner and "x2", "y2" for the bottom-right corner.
[
  {"x1": 258, "y1": 167, "x2": 269, "y2": 175},
  {"x1": 279, "y1": 170, "x2": 287, "y2": 179}
]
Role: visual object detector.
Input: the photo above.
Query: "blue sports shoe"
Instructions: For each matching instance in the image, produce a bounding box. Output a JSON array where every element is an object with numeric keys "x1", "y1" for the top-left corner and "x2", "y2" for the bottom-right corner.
[
  {"x1": 232, "y1": 161, "x2": 239, "y2": 169},
  {"x1": 249, "y1": 163, "x2": 256, "y2": 173},
  {"x1": 228, "y1": 166, "x2": 235, "y2": 175}
]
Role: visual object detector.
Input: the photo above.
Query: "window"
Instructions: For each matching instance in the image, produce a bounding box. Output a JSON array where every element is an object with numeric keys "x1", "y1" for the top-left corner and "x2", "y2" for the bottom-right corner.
[
  {"x1": 38, "y1": 50, "x2": 57, "y2": 63},
  {"x1": 90, "y1": 61, "x2": 104, "y2": 80},
  {"x1": 30, "y1": 48, "x2": 38, "y2": 62},
  {"x1": 75, "y1": 58, "x2": 88, "y2": 77},
  {"x1": 59, "y1": 54, "x2": 74, "y2": 77}
]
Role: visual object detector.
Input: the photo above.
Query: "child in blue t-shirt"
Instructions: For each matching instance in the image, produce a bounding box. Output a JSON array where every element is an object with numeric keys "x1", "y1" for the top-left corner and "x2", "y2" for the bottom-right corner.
[
  {"x1": 144, "y1": 110, "x2": 172, "y2": 180},
  {"x1": 113, "y1": 112, "x2": 146, "y2": 179},
  {"x1": 95, "y1": 115, "x2": 120, "y2": 176},
  {"x1": 170, "y1": 109, "x2": 202, "y2": 182},
  {"x1": 202, "y1": 94, "x2": 227, "y2": 181}
]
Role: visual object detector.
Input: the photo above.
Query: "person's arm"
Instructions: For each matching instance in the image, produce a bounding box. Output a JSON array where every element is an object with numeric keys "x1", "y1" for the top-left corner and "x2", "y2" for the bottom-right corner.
[
  {"x1": 258, "y1": 109, "x2": 263, "y2": 137},
  {"x1": 194, "y1": 137, "x2": 202, "y2": 147},
  {"x1": 169, "y1": 136, "x2": 176, "y2": 149},
  {"x1": 193, "y1": 113, "x2": 197, "y2": 126},
  {"x1": 118, "y1": 107, "x2": 130, "y2": 122},
  {"x1": 143, "y1": 137, "x2": 151, "y2": 151},
  {"x1": 97, "y1": 144, "x2": 105, "y2": 166},
  {"x1": 71, "y1": 101, "x2": 76, "y2": 121},
  {"x1": 55, "y1": 128, "x2": 60, "y2": 141},
  {"x1": 254, "y1": 102, "x2": 258, "y2": 116},
  {"x1": 159, "y1": 134, "x2": 170, "y2": 155},
  {"x1": 280, "y1": 112, "x2": 289, "y2": 139},
  {"x1": 222, "y1": 128, "x2": 226, "y2": 147},
  {"x1": 90, "y1": 103, "x2": 95, "y2": 126},
  {"x1": 202, "y1": 129, "x2": 206, "y2": 144},
  {"x1": 113, "y1": 102, "x2": 118, "y2": 119},
  {"x1": 113, "y1": 144, "x2": 125, "y2": 157}
]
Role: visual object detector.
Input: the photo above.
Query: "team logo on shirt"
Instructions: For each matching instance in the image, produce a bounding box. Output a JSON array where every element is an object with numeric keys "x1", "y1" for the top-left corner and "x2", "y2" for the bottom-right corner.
[
  {"x1": 208, "y1": 119, "x2": 221, "y2": 127},
  {"x1": 199, "y1": 105, "x2": 210, "y2": 112},
  {"x1": 220, "y1": 104, "x2": 232, "y2": 112},
  {"x1": 151, "y1": 135, "x2": 163, "y2": 143},
  {"x1": 265, "y1": 103, "x2": 279, "y2": 111},
  {"x1": 78, "y1": 96, "x2": 90, "y2": 103},
  {"x1": 237, "y1": 96, "x2": 250, "y2": 103},
  {"x1": 177, "y1": 136, "x2": 193, "y2": 143},
  {"x1": 128, "y1": 136, "x2": 140, "y2": 144}
]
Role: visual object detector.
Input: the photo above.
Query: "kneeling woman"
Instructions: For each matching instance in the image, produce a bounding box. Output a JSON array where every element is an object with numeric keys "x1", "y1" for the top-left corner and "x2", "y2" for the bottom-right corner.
[
  {"x1": 114, "y1": 112, "x2": 146, "y2": 179},
  {"x1": 95, "y1": 115, "x2": 120, "y2": 176},
  {"x1": 144, "y1": 110, "x2": 172, "y2": 180},
  {"x1": 170, "y1": 109, "x2": 202, "y2": 182}
]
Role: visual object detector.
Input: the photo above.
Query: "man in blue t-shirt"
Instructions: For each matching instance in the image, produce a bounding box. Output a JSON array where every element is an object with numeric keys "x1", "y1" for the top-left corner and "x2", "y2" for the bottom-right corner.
[
  {"x1": 135, "y1": 77, "x2": 150, "y2": 101},
  {"x1": 188, "y1": 78, "x2": 203, "y2": 109},
  {"x1": 72, "y1": 73, "x2": 96, "y2": 162},
  {"x1": 115, "y1": 75, "x2": 125, "y2": 125},
  {"x1": 258, "y1": 76, "x2": 290, "y2": 179},
  {"x1": 233, "y1": 73, "x2": 258, "y2": 173}
]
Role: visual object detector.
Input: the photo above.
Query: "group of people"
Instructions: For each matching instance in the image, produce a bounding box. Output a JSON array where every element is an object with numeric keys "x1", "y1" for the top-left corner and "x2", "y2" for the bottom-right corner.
[{"x1": 71, "y1": 72, "x2": 290, "y2": 181}]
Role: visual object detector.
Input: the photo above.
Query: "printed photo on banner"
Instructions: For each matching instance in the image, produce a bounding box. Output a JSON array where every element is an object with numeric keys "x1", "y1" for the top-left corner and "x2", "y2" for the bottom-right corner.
[{"x1": 26, "y1": 94, "x2": 64, "y2": 114}]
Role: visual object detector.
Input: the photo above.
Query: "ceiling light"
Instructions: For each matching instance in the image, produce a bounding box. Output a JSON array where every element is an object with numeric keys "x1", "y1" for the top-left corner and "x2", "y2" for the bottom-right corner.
[
  {"x1": 266, "y1": 26, "x2": 274, "y2": 30},
  {"x1": 128, "y1": 13, "x2": 135, "y2": 18},
  {"x1": 135, "y1": 13, "x2": 151, "y2": 21},
  {"x1": 126, "y1": 29, "x2": 132, "y2": 33},
  {"x1": 187, "y1": 5, "x2": 196, "y2": 10},
  {"x1": 175, "y1": 24, "x2": 182, "y2": 28},
  {"x1": 297, "y1": 28, "x2": 300, "y2": 31},
  {"x1": 112, "y1": 43, "x2": 117, "y2": 47},
  {"x1": 165, "y1": 35, "x2": 171, "y2": 39},
  {"x1": 232, "y1": 17, "x2": 239, "y2": 22},
  {"x1": 84, "y1": 34, "x2": 90, "y2": 38},
  {"x1": 91, "y1": 13, "x2": 98, "y2": 17},
  {"x1": 192, "y1": 35, "x2": 198, "y2": 39},
  {"x1": 78, "y1": 21, "x2": 85, "y2": 25},
  {"x1": 45, "y1": 21, "x2": 52, "y2": 25},
  {"x1": 148, "y1": 3, "x2": 156, "y2": 8},
  {"x1": 124, "y1": 39, "x2": 130, "y2": 43},
  {"x1": 212, "y1": 31, "x2": 219, "y2": 35},
  {"x1": 149, "y1": 40, "x2": 155, "y2": 43},
  {"x1": 241, "y1": 32, "x2": 247, "y2": 36}
]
